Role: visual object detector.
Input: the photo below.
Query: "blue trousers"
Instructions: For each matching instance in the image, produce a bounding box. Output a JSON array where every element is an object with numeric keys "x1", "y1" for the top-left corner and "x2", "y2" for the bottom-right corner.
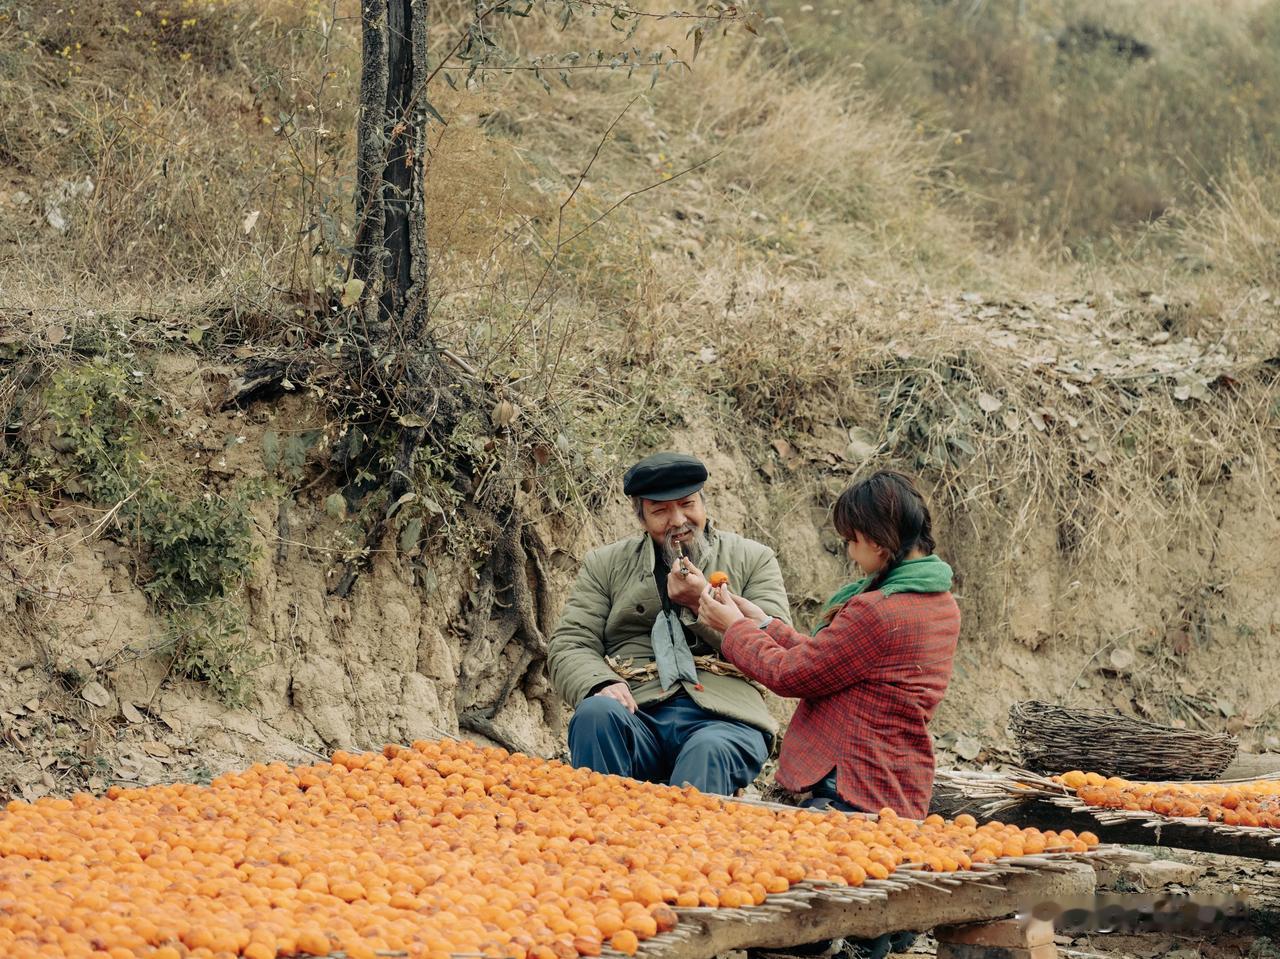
[{"x1": 567, "y1": 693, "x2": 769, "y2": 796}]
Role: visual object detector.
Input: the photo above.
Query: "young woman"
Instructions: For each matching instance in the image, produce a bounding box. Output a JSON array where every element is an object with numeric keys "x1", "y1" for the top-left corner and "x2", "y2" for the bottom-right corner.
[
  {"x1": 698, "y1": 470, "x2": 961, "y2": 818},
  {"x1": 699, "y1": 471, "x2": 960, "y2": 959}
]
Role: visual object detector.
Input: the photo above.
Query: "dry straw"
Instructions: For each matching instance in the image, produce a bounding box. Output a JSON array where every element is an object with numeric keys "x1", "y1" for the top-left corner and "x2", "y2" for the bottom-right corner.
[{"x1": 1009, "y1": 700, "x2": 1238, "y2": 782}]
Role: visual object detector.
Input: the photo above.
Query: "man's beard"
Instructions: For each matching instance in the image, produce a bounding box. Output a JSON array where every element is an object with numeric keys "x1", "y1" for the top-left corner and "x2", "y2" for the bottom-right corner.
[{"x1": 662, "y1": 524, "x2": 709, "y2": 567}]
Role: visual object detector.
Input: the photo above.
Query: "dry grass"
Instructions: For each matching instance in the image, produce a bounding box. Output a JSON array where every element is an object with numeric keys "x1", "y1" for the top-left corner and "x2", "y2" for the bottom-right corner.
[
  {"x1": 772, "y1": 0, "x2": 1280, "y2": 254},
  {"x1": 1182, "y1": 165, "x2": 1280, "y2": 290},
  {"x1": 0, "y1": 0, "x2": 357, "y2": 310},
  {"x1": 2, "y1": 0, "x2": 1278, "y2": 623}
]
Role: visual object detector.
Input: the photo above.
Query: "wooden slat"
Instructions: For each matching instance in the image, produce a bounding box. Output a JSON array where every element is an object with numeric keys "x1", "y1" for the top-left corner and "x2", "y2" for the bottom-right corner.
[{"x1": 631, "y1": 863, "x2": 1099, "y2": 959}]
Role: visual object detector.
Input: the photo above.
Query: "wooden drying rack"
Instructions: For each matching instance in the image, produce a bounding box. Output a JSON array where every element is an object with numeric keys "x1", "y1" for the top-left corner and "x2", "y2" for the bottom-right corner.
[
  {"x1": 937, "y1": 769, "x2": 1280, "y2": 863},
  {"x1": 318, "y1": 794, "x2": 1139, "y2": 959}
]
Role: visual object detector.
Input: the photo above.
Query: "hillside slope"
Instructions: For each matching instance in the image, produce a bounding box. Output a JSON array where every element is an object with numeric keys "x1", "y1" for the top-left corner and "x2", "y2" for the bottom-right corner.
[{"x1": 1, "y1": 0, "x2": 1278, "y2": 798}]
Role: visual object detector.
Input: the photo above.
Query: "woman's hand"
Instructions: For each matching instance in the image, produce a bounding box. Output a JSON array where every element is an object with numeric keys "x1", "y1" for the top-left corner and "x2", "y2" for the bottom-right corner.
[
  {"x1": 698, "y1": 583, "x2": 747, "y2": 632},
  {"x1": 729, "y1": 592, "x2": 767, "y2": 622}
]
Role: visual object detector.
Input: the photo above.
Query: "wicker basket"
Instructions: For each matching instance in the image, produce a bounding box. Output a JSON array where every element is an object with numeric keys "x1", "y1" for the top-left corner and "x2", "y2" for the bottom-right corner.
[{"x1": 1009, "y1": 700, "x2": 1239, "y2": 781}]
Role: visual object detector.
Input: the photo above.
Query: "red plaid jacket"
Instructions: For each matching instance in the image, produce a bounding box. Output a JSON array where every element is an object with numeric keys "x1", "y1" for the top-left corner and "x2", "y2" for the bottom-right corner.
[{"x1": 722, "y1": 589, "x2": 960, "y2": 818}]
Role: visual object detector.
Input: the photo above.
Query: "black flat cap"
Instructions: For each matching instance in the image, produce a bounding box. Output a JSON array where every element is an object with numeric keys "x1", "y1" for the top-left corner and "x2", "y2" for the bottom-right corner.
[{"x1": 623, "y1": 452, "x2": 708, "y2": 501}]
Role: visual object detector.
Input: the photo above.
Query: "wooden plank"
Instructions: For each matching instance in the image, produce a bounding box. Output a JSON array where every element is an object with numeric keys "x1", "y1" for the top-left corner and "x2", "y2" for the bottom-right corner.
[{"x1": 638, "y1": 863, "x2": 1098, "y2": 959}]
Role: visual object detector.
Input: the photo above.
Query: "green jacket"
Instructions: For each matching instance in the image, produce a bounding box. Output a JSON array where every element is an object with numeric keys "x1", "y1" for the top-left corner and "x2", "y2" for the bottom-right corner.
[{"x1": 548, "y1": 523, "x2": 792, "y2": 735}]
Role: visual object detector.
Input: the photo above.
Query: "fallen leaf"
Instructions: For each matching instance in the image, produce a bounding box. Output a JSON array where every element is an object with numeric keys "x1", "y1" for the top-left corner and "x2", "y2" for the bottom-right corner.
[
  {"x1": 22, "y1": 699, "x2": 39, "y2": 713},
  {"x1": 1028, "y1": 410, "x2": 1047, "y2": 432},
  {"x1": 548, "y1": 550, "x2": 578, "y2": 572},
  {"x1": 121, "y1": 701, "x2": 145, "y2": 724},
  {"x1": 698, "y1": 346, "x2": 718, "y2": 364},
  {"x1": 1216, "y1": 697, "x2": 1235, "y2": 719},
  {"x1": 492, "y1": 399, "x2": 518, "y2": 428},
  {"x1": 142, "y1": 741, "x2": 172, "y2": 758},
  {"x1": 339, "y1": 278, "x2": 365, "y2": 308},
  {"x1": 387, "y1": 492, "x2": 416, "y2": 516},
  {"x1": 845, "y1": 428, "x2": 878, "y2": 462},
  {"x1": 977, "y1": 392, "x2": 1003, "y2": 413},
  {"x1": 771, "y1": 438, "x2": 794, "y2": 461},
  {"x1": 1002, "y1": 410, "x2": 1021, "y2": 432},
  {"x1": 45, "y1": 324, "x2": 66, "y2": 345},
  {"x1": 80, "y1": 681, "x2": 111, "y2": 708},
  {"x1": 1109, "y1": 648, "x2": 1135, "y2": 671},
  {"x1": 954, "y1": 734, "x2": 982, "y2": 761},
  {"x1": 241, "y1": 210, "x2": 260, "y2": 235}
]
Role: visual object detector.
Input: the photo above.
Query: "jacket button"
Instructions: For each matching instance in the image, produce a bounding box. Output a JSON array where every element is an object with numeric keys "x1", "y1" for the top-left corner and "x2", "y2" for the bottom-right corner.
[{"x1": 635, "y1": 604, "x2": 645, "y2": 613}]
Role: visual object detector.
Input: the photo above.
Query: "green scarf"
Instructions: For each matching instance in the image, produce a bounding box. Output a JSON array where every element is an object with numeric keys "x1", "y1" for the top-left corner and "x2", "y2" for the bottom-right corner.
[{"x1": 814, "y1": 555, "x2": 953, "y2": 635}]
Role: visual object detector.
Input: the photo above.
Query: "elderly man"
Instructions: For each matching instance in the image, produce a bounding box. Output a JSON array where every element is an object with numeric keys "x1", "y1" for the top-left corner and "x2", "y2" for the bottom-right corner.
[{"x1": 548, "y1": 452, "x2": 792, "y2": 796}]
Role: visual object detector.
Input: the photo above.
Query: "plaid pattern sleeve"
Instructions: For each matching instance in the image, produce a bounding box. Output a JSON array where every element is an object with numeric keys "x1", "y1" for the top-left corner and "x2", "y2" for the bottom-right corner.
[
  {"x1": 721, "y1": 590, "x2": 961, "y2": 818},
  {"x1": 721, "y1": 608, "x2": 886, "y2": 699}
]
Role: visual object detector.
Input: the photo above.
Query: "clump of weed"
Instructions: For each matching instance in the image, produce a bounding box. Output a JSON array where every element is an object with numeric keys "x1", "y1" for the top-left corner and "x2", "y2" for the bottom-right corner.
[{"x1": 9, "y1": 356, "x2": 263, "y2": 706}]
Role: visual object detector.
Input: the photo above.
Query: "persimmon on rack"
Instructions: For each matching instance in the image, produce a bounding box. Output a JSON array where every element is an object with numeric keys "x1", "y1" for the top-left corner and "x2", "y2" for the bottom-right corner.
[
  {"x1": 1054, "y1": 770, "x2": 1280, "y2": 828},
  {"x1": 0, "y1": 739, "x2": 1099, "y2": 959}
]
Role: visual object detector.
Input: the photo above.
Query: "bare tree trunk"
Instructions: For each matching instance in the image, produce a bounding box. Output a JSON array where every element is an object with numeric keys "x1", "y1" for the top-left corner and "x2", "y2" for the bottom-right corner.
[
  {"x1": 334, "y1": 0, "x2": 437, "y2": 599},
  {"x1": 356, "y1": 0, "x2": 430, "y2": 344},
  {"x1": 344, "y1": 0, "x2": 555, "y2": 747}
]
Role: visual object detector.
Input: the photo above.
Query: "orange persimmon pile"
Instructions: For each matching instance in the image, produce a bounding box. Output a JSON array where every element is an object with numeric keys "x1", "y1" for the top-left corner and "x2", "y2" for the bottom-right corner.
[
  {"x1": 0, "y1": 739, "x2": 1100, "y2": 959},
  {"x1": 1055, "y1": 770, "x2": 1280, "y2": 828}
]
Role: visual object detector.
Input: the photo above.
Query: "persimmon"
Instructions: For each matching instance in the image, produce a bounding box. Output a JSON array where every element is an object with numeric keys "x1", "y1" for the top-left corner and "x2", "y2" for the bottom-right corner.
[
  {"x1": 610, "y1": 929, "x2": 640, "y2": 955},
  {"x1": 1053, "y1": 771, "x2": 1280, "y2": 830}
]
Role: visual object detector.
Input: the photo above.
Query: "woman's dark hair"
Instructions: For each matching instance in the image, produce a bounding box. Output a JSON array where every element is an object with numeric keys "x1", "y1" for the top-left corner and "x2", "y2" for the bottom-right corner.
[{"x1": 832, "y1": 470, "x2": 936, "y2": 589}]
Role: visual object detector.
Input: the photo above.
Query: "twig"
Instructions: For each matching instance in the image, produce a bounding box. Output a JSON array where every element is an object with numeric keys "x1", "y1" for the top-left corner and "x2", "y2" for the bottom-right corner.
[{"x1": 560, "y1": 153, "x2": 719, "y2": 247}]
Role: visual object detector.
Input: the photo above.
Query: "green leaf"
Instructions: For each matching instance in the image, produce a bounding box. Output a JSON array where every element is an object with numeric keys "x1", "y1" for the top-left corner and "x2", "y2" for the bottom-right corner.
[
  {"x1": 399, "y1": 517, "x2": 423, "y2": 554},
  {"x1": 324, "y1": 493, "x2": 347, "y2": 519},
  {"x1": 423, "y1": 99, "x2": 447, "y2": 126},
  {"x1": 261, "y1": 430, "x2": 279, "y2": 471}
]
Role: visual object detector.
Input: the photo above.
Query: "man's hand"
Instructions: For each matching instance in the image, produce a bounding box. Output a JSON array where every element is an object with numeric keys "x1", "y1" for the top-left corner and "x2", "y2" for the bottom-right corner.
[
  {"x1": 667, "y1": 558, "x2": 708, "y2": 609},
  {"x1": 593, "y1": 681, "x2": 638, "y2": 714}
]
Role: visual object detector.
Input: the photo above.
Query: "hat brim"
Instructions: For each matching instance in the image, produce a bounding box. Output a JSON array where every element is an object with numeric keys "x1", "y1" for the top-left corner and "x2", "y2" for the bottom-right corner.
[{"x1": 635, "y1": 481, "x2": 705, "y2": 503}]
